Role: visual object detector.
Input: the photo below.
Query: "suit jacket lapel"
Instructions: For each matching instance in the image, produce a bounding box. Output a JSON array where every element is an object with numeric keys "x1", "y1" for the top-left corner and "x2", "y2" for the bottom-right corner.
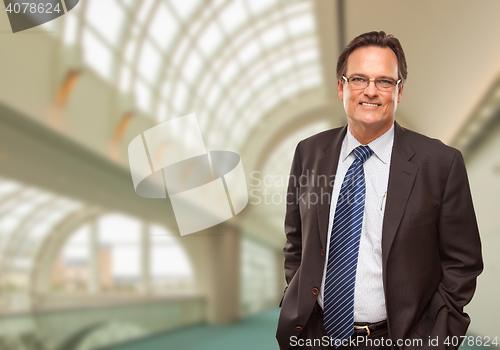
[
  {"x1": 381, "y1": 122, "x2": 418, "y2": 269},
  {"x1": 317, "y1": 126, "x2": 347, "y2": 250}
]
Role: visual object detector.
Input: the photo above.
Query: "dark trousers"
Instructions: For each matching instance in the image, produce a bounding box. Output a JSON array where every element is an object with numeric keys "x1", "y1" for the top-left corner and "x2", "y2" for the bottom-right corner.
[{"x1": 289, "y1": 303, "x2": 391, "y2": 350}]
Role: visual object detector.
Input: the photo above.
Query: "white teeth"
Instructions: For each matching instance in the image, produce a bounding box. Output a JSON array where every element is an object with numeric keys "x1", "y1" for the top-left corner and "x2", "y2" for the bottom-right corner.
[{"x1": 361, "y1": 103, "x2": 379, "y2": 106}]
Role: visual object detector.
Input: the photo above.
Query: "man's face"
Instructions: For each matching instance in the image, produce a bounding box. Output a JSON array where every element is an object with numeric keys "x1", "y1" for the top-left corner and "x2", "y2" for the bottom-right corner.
[{"x1": 338, "y1": 46, "x2": 403, "y2": 133}]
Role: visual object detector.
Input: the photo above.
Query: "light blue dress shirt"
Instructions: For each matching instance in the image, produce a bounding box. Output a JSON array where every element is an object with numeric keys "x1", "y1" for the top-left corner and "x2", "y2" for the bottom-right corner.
[{"x1": 318, "y1": 124, "x2": 394, "y2": 322}]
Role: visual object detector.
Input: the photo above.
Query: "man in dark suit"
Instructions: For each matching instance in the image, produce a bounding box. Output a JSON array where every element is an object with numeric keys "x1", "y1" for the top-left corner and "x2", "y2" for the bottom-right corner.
[{"x1": 276, "y1": 31, "x2": 483, "y2": 349}]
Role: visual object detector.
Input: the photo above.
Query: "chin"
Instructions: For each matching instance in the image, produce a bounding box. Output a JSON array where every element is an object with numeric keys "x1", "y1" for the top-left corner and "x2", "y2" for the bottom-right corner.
[{"x1": 353, "y1": 115, "x2": 384, "y2": 126}]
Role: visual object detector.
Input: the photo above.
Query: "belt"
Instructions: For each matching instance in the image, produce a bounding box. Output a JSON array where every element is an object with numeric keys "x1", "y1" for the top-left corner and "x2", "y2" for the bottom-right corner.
[{"x1": 353, "y1": 320, "x2": 387, "y2": 337}]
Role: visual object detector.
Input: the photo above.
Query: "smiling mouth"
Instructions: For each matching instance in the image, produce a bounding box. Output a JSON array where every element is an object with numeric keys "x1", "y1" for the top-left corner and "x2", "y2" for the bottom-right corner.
[{"x1": 360, "y1": 102, "x2": 381, "y2": 106}]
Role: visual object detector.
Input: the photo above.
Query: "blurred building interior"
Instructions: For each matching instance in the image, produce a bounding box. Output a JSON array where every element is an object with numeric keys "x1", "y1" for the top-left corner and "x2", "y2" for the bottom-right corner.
[{"x1": 0, "y1": 0, "x2": 499, "y2": 349}]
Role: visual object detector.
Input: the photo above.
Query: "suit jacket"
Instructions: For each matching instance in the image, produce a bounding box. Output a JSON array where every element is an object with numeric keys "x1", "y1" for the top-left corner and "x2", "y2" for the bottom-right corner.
[{"x1": 276, "y1": 122, "x2": 483, "y2": 349}]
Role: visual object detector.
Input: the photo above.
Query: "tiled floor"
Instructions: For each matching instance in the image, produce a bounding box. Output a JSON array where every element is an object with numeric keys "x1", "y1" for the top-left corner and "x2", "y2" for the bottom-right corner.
[
  {"x1": 107, "y1": 308, "x2": 490, "y2": 350},
  {"x1": 107, "y1": 308, "x2": 281, "y2": 350}
]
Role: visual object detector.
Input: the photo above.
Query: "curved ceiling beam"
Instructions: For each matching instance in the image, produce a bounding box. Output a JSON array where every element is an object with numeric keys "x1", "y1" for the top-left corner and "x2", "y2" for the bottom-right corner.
[{"x1": 239, "y1": 89, "x2": 344, "y2": 175}]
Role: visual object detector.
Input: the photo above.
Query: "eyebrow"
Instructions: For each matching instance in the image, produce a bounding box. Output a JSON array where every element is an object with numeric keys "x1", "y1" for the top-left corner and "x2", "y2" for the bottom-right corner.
[
  {"x1": 377, "y1": 76, "x2": 398, "y2": 80},
  {"x1": 350, "y1": 74, "x2": 397, "y2": 80}
]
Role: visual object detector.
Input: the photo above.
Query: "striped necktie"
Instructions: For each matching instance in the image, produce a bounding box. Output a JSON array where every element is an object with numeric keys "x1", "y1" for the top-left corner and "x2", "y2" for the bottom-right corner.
[{"x1": 323, "y1": 145, "x2": 373, "y2": 345}]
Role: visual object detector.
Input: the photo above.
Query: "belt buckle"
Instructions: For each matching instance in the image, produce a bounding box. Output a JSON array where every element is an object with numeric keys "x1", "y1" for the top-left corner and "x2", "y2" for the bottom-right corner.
[{"x1": 354, "y1": 325, "x2": 370, "y2": 337}]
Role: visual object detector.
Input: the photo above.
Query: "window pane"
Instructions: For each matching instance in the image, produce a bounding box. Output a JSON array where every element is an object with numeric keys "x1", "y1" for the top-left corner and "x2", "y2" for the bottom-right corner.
[
  {"x1": 252, "y1": 70, "x2": 273, "y2": 90},
  {"x1": 287, "y1": 14, "x2": 315, "y2": 37},
  {"x1": 295, "y1": 49, "x2": 318, "y2": 65},
  {"x1": 173, "y1": 82, "x2": 188, "y2": 113},
  {"x1": 238, "y1": 40, "x2": 261, "y2": 66},
  {"x1": 63, "y1": 11, "x2": 78, "y2": 45},
  {"x1": 247, "y1": 0, "x2": 277, "y2": 16},
  {"x1": 148, "y1": 3, "x2": 178, "y2": 51},
  {"x1": 261, "y1": 24, "x2": 287, "y2": 49},
  {"x1": 205, "y1": 84, "x2": 222, "y2": 110},
  {"x1": 301, "y1": 75, "x2": 322, "y2": 89},
  {"x1": 219, "y1": 1, "x2": 247, "y2": 33},
  {"x1": 183, "y1": 52, "x2": 203, "y2": 85},
  {"x1": 280, "y1": 81, "x2": 301, "y2": 100},
  {"x1": 156, "y1": 103, "x2": 167, "y2": 122},
  {"x1": 138, "y1": 40, "x2": 162, "y2": 85},
  {"x1": 272, "y1": 57, "x2": 294, "y2": 76},
  {"x1": 86, "y1": 0, "x2": 124, "y2": 46},
  {"x1": 219, "y1": 61, "x2": 238, "y2": 86},
  {"x1": 150, "y1": 225, "x2": 193, "y2": 292},
  {"x1": 53, "y1": 225, "x2": 90, "y2": 292},
  {"x1": 284, "y1": 1, "x2": 312, "y2": 17},
  {"x1": 98, "y1": 214, "x2": 141, "y2": 244},
  {"x1": 198, "y1": 23, "x2": 223, "y2": 58},
  {"x1": 82, "y1": 29, "x2": 113, "y2": 81},
  {"x1": 135, "y1": 80, "x2": 152, "y2": 113},
  {"x1": 233, "y1": 88, "x2": 252, "y2": 112},
  {"x1": 98, "y1": 214, "x2": 141, "y2": 289}
]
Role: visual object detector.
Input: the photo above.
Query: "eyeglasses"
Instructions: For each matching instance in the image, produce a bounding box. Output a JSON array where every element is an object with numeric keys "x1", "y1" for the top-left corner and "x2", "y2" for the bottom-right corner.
[{"x1": 342, "y1": 75, "x2": 401, "y2": 91}]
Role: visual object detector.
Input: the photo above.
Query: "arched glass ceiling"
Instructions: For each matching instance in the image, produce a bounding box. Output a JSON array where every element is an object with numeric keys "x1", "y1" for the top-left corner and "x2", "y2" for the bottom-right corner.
[
  {"x1": 0, "y1": 177, "x2": 84, "y2": 313},
  {"x1": 0, "y1": 178, "x2": 83, "y2": 277},
  {"x1": 0, "y1": 177, "x2": 194, "y2": 313},
  {"x1": 60, "y1": 0, "x2": 324, "y2": 151}
]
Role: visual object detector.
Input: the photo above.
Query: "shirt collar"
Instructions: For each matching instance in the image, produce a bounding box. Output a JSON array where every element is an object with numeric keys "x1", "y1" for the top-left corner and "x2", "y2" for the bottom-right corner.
[{"x1": 342, "y1": 123, "x2": 395, "y2": 164}]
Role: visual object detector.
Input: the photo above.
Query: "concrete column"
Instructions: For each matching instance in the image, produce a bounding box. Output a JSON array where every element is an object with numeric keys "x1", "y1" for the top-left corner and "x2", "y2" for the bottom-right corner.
[
  {"x1": 183, "y1": 223, "x2": 241, "y2": 324},
  {"x1": 210, "y1": 225, "x2": 240, "y2": 323},
  {"x1": 139, "y1": 222, "x2": 151, "y2": 294},
  {"x1": 87, "y1": 220, "x2": 100, "y2": 294}
]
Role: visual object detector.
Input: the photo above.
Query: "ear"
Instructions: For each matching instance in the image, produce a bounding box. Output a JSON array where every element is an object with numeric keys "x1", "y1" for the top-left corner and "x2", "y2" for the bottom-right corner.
[
  {"x1": 338, "y1": 80, "x2": 344, "y2": 100},
  {"x1": 397, "y1": 84, "x2": 404, "y2": 103}
]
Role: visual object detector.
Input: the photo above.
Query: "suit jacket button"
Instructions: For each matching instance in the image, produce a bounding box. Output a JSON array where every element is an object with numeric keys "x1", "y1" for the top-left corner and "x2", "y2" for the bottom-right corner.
[
  {"x1": 321, "y1": 249, "x2": 325, "y2": 257},
  {"x1": 312, "y1": 287, "x2": 319, "y2": 295},
  {"x1": 295, "y1": 326, "x2": 303, "y2": 331}
]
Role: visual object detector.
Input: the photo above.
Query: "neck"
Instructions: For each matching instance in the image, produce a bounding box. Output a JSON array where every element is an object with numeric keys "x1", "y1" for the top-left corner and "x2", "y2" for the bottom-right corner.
[{"x1": 348, "y1": 120, "x2": 394, "y2": 145}]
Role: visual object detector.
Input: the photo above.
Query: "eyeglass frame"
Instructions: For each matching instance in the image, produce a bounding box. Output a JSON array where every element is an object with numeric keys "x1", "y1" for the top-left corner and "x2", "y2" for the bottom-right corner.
[{"x1": 342, "y1": 75, "x2": 402, "y2": 91}]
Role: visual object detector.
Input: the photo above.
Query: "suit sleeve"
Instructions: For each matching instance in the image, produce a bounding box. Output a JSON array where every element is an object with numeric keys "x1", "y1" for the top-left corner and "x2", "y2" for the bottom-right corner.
[
  {"x1": 437, "y1": 149, "x2": 483, "y2": 338},
  {"x1": 283, "y1": 142, "x2": 303, "y2": 285}
]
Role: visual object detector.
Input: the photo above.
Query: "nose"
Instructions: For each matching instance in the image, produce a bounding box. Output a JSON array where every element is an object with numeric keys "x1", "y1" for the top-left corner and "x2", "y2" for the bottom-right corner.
[{"x1": 364, "y1": 80, "x2": 378, "y2": 97}]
